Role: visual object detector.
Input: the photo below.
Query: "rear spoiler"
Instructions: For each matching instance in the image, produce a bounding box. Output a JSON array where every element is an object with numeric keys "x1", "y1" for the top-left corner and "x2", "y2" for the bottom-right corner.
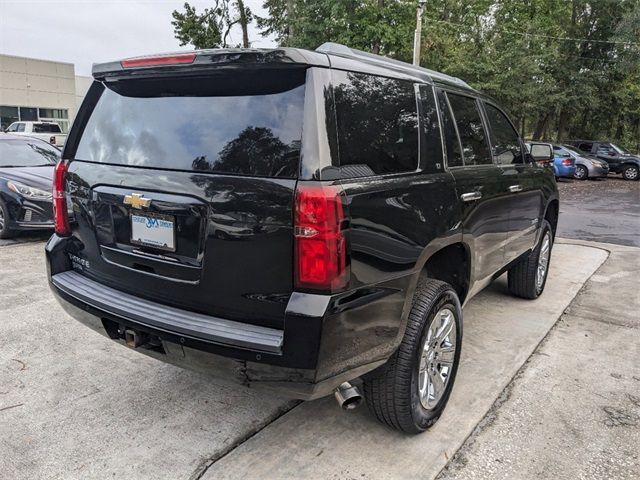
[{"x1": 91, "y1": 48, "x2": 330, "y2": 80}]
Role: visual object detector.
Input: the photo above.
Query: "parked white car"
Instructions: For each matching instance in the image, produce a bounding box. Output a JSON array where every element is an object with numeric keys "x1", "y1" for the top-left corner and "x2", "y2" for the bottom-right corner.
[{"x1": 5, "y1": 121, "x2": 67, "y2": 148}]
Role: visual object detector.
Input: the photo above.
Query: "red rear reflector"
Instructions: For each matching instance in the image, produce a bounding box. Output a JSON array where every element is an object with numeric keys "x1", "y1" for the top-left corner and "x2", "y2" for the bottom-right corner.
[
  {"x1": 53, "y1": 160, "x2": 70, "y2": 236},
  {"x1": 121, "y1": 53, "x2": 196, "y2": 68},
  {"x1": 294, "y1": 184, "x2": 348, "y2": 292}
]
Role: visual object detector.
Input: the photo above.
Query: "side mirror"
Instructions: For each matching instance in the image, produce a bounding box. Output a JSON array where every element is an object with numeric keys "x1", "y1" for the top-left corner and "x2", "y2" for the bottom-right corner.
[
  {"x1": 608, "y1": 150, "x2": 616, "y2": 156},
  {"x1": 529, "y1": 143, "x2": 554, "y2": 167}
]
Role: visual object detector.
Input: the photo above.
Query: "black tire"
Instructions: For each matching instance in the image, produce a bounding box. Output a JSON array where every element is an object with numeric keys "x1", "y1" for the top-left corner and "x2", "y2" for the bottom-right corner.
[
  {"x1": 622, "y1": 164, "x2": 639, "y2": 181},
  {"x1": 363, "y1": 279, "x2": 463, "y2": 434},
  {"x1": 0, "y1": 200, "x2": 14, "y2": 239},
  {"x1": 574, "y1": 165, "x2": 588, "y2": 180},
  {"x1": 508, "y1": 219, "x2": 553, "y2": 299}
]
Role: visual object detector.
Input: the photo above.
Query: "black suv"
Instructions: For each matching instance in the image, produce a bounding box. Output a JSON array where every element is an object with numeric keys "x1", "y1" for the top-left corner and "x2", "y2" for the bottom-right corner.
[
  {"x1": 570, "y1": 140, "x2": 640, "y2": 180},
  {"x1": 47, "y1": 44, "x2": 558, "y2": 433}
]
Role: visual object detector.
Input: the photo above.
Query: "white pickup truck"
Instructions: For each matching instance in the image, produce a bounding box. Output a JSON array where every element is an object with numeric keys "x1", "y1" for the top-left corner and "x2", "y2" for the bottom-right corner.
[{"x1": 5, "y1": 121, "x2": 67, "y2": 148}]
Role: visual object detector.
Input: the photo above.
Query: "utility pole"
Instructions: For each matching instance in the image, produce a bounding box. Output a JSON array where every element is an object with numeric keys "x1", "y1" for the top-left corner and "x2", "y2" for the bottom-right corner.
[{"x1": 412, "y1": 1, "x2": 427, "y2": 66}]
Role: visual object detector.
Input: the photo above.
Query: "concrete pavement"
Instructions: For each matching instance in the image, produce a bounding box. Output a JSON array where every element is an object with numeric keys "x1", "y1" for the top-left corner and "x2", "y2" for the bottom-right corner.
[
  {"x1": 0, "y1": 240, "x2": 614, "y2": 479},
  {"x1": 200, "y1": 242, "x2": 607, "y2": 480},
  {"x1": 438, "y1": 239, "x2": 640, "y2": 480}
]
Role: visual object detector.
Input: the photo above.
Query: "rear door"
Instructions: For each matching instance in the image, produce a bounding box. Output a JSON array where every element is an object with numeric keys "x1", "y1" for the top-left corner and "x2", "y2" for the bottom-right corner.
[
  {"x1": 483, "y1": 102, "x2": 542, "y2": 262},
  {"x1": 64, "y1": 69, "x2": 308, "y2": 329},
  {"x1": 436, "y1": 89, "x2": 511, "y2": 287}
]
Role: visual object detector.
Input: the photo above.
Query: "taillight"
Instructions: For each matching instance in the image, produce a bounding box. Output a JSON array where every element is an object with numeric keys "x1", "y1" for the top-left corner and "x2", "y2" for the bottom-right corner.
[
  {"x1": 294, "y1": 183, "x2": 348, "y2": 292},
  {"x1": 562, "y1": 159, "x2": 572, "y2": 166},
  {"x1": 50, "y1": 136, "x2": 56, "y2": 145},
  {"x1": 121, "y1": 53, "x2": 196, "y2": 68},
  {"x1": 53, "y1": 160, "x2": 70, "y2": 236}
]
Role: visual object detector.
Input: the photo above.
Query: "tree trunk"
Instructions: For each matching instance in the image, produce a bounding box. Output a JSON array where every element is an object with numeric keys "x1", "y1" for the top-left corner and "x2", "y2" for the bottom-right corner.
[
  {"x1": 532, "y1": 113, "x2": 550, "y2": 140},
  {"x1": 557, "y1": 108, "x2": 569, "y2": 142},
  {"x1": 615, "y1": 114, "x2": 624, "y2": 140},
  {"x1": 286, "y1": 0, "x2": 294, "y2": 42},
  {"x1": 372, "y1": 0, "x2": 384, "y2": 54},
  {"x1": 237, "y1": 0, "x2": 249, "y2": 48}
]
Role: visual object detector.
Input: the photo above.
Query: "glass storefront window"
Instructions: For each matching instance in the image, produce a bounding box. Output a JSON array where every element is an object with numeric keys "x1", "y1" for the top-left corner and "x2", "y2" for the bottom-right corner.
[
  {"x1": 0, "y1": 106, "x2": 19, "y2": 131},
  {"x1": 19, "y1": 107, "x2": 38, "y2": 121},
  {"x1": 39, "y1": 108, "x2": 68, "y2": 119},
  {"x1": 1, "y1": 105, "x2": 70, "y2": 132}
]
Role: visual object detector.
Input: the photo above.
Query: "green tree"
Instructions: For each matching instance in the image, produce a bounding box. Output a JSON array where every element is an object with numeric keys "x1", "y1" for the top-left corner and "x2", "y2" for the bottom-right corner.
[
  {"x1": 258, "y1": 0, "x2": 415, "y2": 59},
  {"x1": 183, "y1": 0, "x2": 640, "y2": 150},
  {"x1": 172, "y1": 1, "x2": 252, "y2": 48}
]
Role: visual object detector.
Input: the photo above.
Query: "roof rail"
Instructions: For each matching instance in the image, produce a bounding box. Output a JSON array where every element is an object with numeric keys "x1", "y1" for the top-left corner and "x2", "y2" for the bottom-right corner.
[{"x1": 316, "y1": 42, "x2": 472, "y2": 89}]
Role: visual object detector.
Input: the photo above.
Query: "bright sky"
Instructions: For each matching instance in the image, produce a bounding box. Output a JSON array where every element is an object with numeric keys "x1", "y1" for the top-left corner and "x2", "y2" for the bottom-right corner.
[{"x1": 0, "y1": 0, "x2": 276, "y2": 76}]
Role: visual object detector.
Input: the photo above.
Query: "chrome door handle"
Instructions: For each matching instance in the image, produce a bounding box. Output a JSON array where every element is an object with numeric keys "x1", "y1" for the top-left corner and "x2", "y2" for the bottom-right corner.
[
  {"x1": 509, "y1": 185, "x2": 523, "y2": 193},
  {"x1": 461, "y1": 191, "x2": 482, "y2": 202}
]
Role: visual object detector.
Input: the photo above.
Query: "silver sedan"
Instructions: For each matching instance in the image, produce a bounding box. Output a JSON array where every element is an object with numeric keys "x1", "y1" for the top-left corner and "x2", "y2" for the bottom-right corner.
[{"x1": 554, "y1": 145, "x2": 610, "y2": 180}]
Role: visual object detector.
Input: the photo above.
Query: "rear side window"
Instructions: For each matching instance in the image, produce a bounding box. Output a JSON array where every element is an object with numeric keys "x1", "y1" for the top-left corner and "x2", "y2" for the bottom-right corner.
[
  {"x1": 484, "y1": 103, "x2": 523, "y2": 165},
  {"x1": 436, "y1": 91, "x2": 463, "y2": 167},
  {"x1": 419, "y1": 85, "x2": 444, "y2": 173},
  {"x1": 332, "y1": 71, "x2": 418, "y2": 176},
  {"x1": 446, "y1": 93, "x2": 492, "y2": 166},
  {"x1": 74, "y1": 72, "x2": 306, "y2": 178},
  {"x1": 577, "y1": 142, "x2": 593, "y2": 152},
  {"x1": 33, "y1": 123, "x2": 62, "y2": 133}
]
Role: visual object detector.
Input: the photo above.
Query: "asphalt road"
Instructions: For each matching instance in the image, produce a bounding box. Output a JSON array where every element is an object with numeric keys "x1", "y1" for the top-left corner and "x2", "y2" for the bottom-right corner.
[{"x1": 557, "y1": 176, "x2": 640, "y2": 247}]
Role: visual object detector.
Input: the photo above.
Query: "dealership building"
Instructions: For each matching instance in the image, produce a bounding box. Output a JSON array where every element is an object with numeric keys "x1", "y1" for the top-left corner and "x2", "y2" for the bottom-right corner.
[{"x1": 0, "y1": 54, "x2": 92, "y2": 132}]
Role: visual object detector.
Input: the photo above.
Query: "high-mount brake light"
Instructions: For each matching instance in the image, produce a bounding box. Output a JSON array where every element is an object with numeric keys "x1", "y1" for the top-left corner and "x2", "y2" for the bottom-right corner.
[
  {"x1": 53, "y1": 160, "x2": 71, "y2": 236},
  {"x1": 121, "y1": 53, "x2": 196, "y2": 68},
  {"x1": 294, "y1": 184, "x2": 348, "y2": 292}
]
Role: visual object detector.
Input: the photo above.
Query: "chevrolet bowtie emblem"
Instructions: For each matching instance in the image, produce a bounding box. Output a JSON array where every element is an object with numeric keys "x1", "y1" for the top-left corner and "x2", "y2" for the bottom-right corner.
[{"x1": 123, "y1": 193, "x2": 151, "y2": 210}]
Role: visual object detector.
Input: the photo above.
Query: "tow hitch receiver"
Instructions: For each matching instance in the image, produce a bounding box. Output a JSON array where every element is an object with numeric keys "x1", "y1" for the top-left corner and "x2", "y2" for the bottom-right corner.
[{"x1": 124, "y1": 329, "x2": 143, "y2": 348}]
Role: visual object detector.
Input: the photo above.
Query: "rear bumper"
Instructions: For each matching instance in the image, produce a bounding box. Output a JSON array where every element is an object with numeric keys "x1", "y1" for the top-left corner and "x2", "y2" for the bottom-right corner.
[
  {"x1": 46, "y1": 234, "x2": 407, "y2": 400},
  {"x1": 555, "y1": 164, "x2": 576, "y2": 177}
]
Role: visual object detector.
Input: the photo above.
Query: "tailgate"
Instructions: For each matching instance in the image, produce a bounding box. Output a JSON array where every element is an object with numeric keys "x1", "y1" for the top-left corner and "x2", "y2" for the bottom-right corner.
[{"x1": 62, "y1": 68, "x2": 307, "y2": 330}]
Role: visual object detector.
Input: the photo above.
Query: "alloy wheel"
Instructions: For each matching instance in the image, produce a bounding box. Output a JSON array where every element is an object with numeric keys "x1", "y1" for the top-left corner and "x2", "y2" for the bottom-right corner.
[
  {"x1": 536, "y1": 232, "x2": 552, "y2": 292},
  {"x1": 418, "y1": 307, "x2": 457, "y2": 410},
  {"x1": 0, "y1": 205, "x2": 5, "y2": 233},
  {"x1": 623, "y1": 166, "x2": 638, "y2": 180},
  {"x1": 575, "y1": 166, "x2": 587, "y2": 179}
]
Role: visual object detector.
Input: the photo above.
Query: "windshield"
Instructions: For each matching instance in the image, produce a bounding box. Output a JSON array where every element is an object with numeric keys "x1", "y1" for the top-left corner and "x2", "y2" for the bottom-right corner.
[
  {"x1": 609, "y1": 143, "x2": 629, "y2": 155},
  {"x1": 0, "y1": 138, "x2": 60, "y2": 167},
  {"x1": 75, "y1": 71, "x2": 306, "y2": 178}
]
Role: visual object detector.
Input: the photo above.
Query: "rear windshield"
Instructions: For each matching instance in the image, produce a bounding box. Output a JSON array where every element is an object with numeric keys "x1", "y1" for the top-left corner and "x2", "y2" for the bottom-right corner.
[
  {"x1": 75, "y1": 71, "x2": 306, "y2": 178},
  {"x1": 33, "y1": 123, "x2": 62, "y2": 133}
]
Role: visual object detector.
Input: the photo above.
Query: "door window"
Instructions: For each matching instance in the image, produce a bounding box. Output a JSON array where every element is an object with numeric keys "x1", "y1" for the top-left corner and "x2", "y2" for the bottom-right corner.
[
  {"x1": 16, "y1": 123, "x2": 25, "y2": 132},
  {"x1": 436, "y1": 90, "x2": 463, "y2": 167},
  {"x1": 446, "y1": 93, "x2": 492, "y2": 166},
  {"x1": 484, "y1": 103, "x2": 523, "y2": 165}
]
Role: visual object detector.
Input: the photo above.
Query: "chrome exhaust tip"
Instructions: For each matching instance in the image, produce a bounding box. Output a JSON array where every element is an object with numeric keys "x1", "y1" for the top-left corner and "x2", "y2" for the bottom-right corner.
[{"x1": 334, "y1": 382, "x2": 363, "y2": 410}]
